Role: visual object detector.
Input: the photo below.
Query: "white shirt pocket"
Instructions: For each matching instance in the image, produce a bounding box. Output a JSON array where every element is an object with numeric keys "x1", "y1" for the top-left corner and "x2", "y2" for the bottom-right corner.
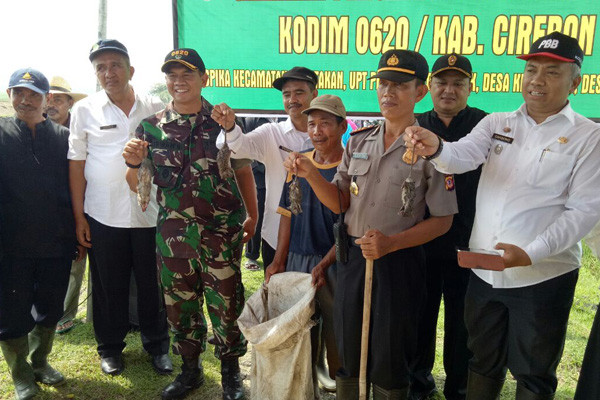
[{"x1": 526, "y1": 150, "x2": 576, "y2": 194}]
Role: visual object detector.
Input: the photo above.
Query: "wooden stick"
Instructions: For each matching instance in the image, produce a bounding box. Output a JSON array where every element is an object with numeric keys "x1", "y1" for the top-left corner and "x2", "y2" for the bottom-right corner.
[{"x1": 359, "y1": 258, "x2": 374, "y2": 400}]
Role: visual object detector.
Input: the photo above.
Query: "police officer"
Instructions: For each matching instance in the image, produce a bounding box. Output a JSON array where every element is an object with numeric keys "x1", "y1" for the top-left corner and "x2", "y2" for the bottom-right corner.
[
  {"x1": 409, "y1": 54, "x2": 487, "y2": 400},
  {"x1": 123, "y1": 48, "x2": 257, "y2": 400},
  {"x1": 285, "y1": 50, "x2": 458, "y2": 399}
]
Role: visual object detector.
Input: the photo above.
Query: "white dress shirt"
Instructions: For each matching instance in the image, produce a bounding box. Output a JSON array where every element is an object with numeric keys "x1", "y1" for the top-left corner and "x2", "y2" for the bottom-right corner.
[
  {"x1": 585, "y1": 222, "x2": 600, "y2": 258},
  {"x1": 68, "y1": 89, "x2": 164, "y2": 228},
  {"x1": 216, "y1": 118, "x2": 313, "y2": 248},
  {"x1": 432, "y1": 103, "x2": 600, "y2": 288}
]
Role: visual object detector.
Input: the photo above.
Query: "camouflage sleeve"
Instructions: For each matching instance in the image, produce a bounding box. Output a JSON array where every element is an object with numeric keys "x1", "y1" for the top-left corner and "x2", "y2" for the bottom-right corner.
[
  {"x1": 231, "y1": 157, "x2": 253, "y2": 170},
  {"x1": 134, "y1": 122, "x2": 154, "y2": 165}
]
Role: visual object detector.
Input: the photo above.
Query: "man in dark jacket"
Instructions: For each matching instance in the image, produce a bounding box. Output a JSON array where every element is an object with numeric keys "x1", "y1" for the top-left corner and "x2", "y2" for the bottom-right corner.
[{"x1": 0, "y1": 68, "x2": 79, "y2": 400}]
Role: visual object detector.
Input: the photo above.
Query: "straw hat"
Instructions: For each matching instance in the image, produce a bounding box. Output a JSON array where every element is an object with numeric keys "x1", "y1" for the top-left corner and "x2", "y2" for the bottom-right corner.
[{"x1": 49, "y1": 76, "x2": 87, "y2": 103}]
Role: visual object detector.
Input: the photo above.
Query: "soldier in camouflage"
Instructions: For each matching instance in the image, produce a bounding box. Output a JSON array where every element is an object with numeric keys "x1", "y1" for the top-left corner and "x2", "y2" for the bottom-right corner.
[{"x1": 123, "y1": 48, "x2": 257, "y2": 400}]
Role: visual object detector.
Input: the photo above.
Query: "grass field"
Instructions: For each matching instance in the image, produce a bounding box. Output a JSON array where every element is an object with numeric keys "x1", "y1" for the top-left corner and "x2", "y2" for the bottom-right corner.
[{"x1": 0, "y1": 247, "x2": 598, "y2": 400}]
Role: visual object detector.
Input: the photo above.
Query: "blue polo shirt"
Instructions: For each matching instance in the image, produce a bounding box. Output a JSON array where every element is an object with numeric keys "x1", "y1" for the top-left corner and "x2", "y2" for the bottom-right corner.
[{"x1": 277, "y1": 150, "x2": 340, "y2": 257}]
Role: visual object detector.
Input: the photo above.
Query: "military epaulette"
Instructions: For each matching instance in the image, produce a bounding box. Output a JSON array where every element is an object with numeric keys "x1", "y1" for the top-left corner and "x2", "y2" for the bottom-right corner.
[{"x1": 350, "y1": 125, "x2": 377, "y2": 136}]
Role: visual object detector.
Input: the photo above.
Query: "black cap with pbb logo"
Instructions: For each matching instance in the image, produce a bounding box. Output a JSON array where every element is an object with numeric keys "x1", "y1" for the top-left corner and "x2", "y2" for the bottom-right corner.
[{"x1": 517, "y1": 31, "x2": 584, "y2": 67}]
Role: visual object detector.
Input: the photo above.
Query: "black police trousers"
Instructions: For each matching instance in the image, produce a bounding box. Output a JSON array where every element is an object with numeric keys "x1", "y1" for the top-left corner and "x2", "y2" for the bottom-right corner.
[{"x1": 335, "y1": 241, "x2": 426, "y2": 390}]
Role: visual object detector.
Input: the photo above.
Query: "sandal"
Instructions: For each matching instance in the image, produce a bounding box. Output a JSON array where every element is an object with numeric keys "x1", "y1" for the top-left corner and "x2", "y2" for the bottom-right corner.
[
  {"x1": 244, "y1": 260, "x2": 261, "y2": 271},
  {"x1": 56, "y1": 320, "x2": 74, "y2": 334}
]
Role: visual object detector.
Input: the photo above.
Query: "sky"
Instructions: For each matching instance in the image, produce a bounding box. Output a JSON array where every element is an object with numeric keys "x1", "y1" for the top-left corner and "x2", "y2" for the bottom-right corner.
[{"x1": 0, "y1": 0, "x2": 173, "y2": 97}]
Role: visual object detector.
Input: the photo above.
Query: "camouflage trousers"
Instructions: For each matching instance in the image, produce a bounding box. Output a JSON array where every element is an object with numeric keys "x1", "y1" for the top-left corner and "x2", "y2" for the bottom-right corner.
[{"x1": 157, "y1": 230, "x2": 247, "y2": 359}]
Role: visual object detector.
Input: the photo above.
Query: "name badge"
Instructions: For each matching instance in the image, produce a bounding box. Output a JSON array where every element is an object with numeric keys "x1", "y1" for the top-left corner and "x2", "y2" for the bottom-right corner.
[
  {"x1": 100, "y1": 124, "x2": 117, "y2": 130},
  {"x1": 491, "y1": 133, "x2": 513, "y2": 144},
  {"x1": 352, "y1": 152, "x2": 368, "y2": 160}
]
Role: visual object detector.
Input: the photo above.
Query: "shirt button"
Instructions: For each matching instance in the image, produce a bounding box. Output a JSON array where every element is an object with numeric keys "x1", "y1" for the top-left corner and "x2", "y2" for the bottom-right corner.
[
  {"x1": 376, "y1": 178, "x2": 381, "y2": 183},
  {"x1": 370, "y1": 202, "x2": 375, "y2": 207},
  {"x1": 366, "y1": 225, "x2": 371, "y2": 230},
  {"x1": 354, "y1": 169, "x2": 358, "y2": 173}
]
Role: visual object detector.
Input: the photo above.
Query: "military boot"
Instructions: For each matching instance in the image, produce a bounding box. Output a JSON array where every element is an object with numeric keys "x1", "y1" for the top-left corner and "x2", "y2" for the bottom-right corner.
[
  {"x1": 162, "y1": 356, "x2": 204, "y2": 400},
  {"x1": 28, "y1": 324, "x2": 65, "y2": 386},
  {"x1": 336, "y1": 376, "x2": 361, "y2": 400},
  {"x1": 221, "y1": 357, "x2": 244, "y2": 400},
  {"x1": 0, "y1": 336, "x2": 39, "y2": 400},
  {"x1": 373, "y1": 384, "x2": 409, "y2": 399},
  {"x1": 515, "y1": 384, "x2": 555, "y2": 400},
  {"x1": 465, "y1": 370, "x2": 505, "y2": 400}
]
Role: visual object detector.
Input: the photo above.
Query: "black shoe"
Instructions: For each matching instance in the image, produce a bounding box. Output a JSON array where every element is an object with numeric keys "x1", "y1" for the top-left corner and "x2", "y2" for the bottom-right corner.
[
  {"x1": 221, "y1": 358, "x2": 244, "y2": 400},
  {"x1": 162, "y1": 356, "x2": 204, "y2": 400},
  {"x1": 101, "y1": 356, "x2": 124, "y2": 376},
  {"x1": 152, "y1": 354, "x2": 174, "y2": 375}
]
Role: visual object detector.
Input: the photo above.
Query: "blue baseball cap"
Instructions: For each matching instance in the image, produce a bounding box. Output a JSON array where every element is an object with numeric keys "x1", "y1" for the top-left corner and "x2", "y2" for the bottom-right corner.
[
  {"x1": 89, "y1": 39, "x2": 129, "y2": 62},
  {"x1": 8, "y1": 68, "x2": 50, "y2": 95}
]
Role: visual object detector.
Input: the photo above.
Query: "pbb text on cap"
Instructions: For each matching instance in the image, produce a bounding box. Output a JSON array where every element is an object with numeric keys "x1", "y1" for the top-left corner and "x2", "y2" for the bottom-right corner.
[{"x1": 517, "y1": 31, "x2": 584, "y2": 67}]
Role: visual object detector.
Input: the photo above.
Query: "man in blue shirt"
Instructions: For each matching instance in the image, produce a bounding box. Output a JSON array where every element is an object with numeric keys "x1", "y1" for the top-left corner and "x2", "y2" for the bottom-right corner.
[{"x1": 266, "y1": 95, "x2": 347, "y2": 391}]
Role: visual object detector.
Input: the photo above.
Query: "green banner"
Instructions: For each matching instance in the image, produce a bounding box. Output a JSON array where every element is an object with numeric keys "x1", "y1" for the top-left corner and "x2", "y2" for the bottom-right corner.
[{"x1": 177, "y1": 0, "x2": 600, "y2": 117}]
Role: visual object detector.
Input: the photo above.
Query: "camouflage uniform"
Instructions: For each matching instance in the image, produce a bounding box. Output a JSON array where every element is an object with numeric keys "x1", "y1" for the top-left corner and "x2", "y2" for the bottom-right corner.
[{"x1": 136, "y1": 99, "x2": 250, "y2": 359}]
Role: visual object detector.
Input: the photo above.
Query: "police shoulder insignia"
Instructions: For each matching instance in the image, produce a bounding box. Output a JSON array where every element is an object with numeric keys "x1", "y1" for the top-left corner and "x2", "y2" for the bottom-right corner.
[
  {"x1": 445, "y1": 174, "x2": 455, "y2": 191},
  {"x1": 350, "y1": 125, "x2": 377, "y2": 136}
]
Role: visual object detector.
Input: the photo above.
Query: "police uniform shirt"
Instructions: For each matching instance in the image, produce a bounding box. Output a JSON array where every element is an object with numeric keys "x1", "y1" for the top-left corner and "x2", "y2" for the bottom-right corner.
[
  {"x1": 432, "y1": 102, "x2": 600, "y2": 288},
  {"x1": 418, "y1": 106, "x2": 487, "y2": 259},
  {"x1": 333, "y1": 124, "x2": 458, "y2": 238}
]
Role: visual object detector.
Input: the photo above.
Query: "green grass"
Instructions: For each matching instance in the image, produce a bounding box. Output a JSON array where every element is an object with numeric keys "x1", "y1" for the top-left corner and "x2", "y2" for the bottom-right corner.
[{"x1": 0, "y1": 249, "x2": 598, "y2": 399}]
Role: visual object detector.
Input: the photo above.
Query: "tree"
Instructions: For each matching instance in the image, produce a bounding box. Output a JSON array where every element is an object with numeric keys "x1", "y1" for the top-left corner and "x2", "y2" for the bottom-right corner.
[{"x1": 149, "y1": 83, "x2": 172, "y2": 104}]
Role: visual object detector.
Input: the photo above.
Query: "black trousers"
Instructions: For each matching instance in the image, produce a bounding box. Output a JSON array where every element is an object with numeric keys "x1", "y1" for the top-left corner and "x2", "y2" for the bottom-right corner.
[
  {"x1": 0, "y1": 256, "x2": 71, "y2": 340},
  {"x1": 410, "y1": 257, "x2": 471, "y2": 400},
  {"x1": 574, "y1": 300, "x2": 600, "y2": 400},
  {"x1": 245, "y1": 187, "x2": 265, "y2": 261},
  {"x1": 465, "y1": 270, "x2": 578, "y2": 395},
  {"x1": 335, "y1": 242, "x2": 426, "y2": 390},
  {"x1": 87, "y1": 216, "x2": 170, "y2": 358},
  {"x1": 261, "y1": 239, "x2": 276, "y2": 272}
]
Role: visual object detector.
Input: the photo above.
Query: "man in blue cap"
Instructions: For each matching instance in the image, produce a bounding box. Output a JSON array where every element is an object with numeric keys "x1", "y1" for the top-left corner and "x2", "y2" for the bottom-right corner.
[{"x1": 0, "y1": 68, "x2": 79, "y2": 399}]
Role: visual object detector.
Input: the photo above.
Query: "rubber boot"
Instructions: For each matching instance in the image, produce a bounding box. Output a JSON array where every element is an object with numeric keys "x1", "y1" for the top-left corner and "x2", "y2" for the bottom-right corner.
[
  {"x1": 465, "y1": 370, "x2": 505, "y2": 400},
  {"x1": 515, "y1": 384, "x2": 555, "y2": 400},
  {"x1": 28, "y1": 324, "x2": 65, "y2": 386},
  {"x1": 316, "y1": 341, "x2": 336, "y2": 392},
  {"x1": 336, "y1": 376, "x2": 361, "y2": 400},
  {"x1": 373, "y1": 384, "x2": 409, "y2": 399},
  {"x1": 221, "y1": 357, "x2": 244, "y2": 400},
  {"x1": 161, "y1": 356, "x2": 204, "y2": 400},
  {"x1": 0, "y1": 336, "x2": 39, "y2": 400}
]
